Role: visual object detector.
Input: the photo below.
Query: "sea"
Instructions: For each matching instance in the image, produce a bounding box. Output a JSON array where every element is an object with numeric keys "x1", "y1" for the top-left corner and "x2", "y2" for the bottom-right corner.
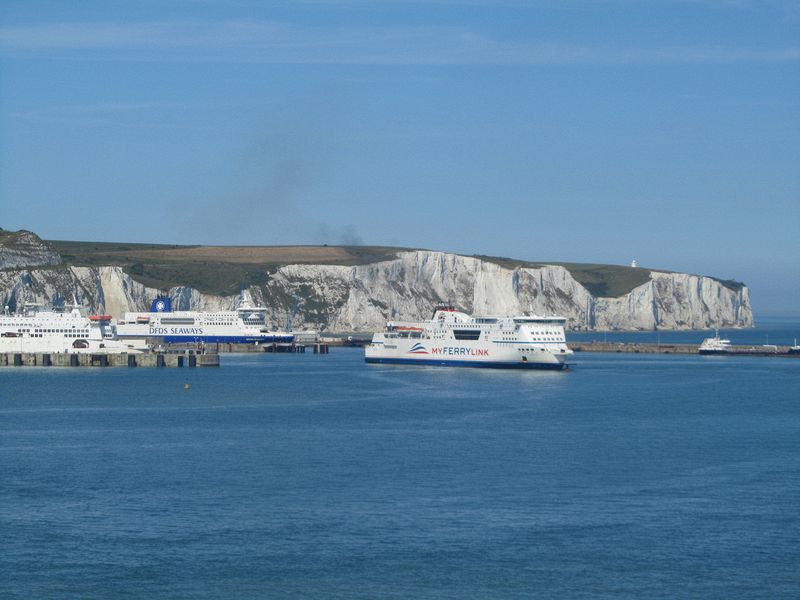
[{"x1": 1, "y1": 317, "x2": 799, "y2": 599}]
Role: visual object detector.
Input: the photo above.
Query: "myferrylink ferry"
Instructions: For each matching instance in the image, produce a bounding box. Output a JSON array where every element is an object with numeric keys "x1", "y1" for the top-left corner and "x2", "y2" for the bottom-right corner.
[
  {"x1": 116, "y1": 296, "x2": 293, "y2": 344},
  {"x1": 365, "y1": 306, "x2": 572, "y2": 369}
]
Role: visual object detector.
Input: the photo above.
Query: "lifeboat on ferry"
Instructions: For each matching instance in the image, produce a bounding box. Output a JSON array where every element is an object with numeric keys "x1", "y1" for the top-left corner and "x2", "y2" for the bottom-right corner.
[
  {"x1": 1, "y1": 331, "x2": 20, "y2": 338},
  {"x1": 88, "y1": 315, "x2": 112, "y2": 321},
  {"x1": 395, "y1": 326, "x2": 424, "y2": 332}
]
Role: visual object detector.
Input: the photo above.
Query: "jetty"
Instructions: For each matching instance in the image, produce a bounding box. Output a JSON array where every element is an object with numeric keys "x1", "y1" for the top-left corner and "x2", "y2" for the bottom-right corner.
[
  {"x1": 570, "y1": 342, "x2": 800, "y2": 357},
  {"x1": 162, "y1": 341, "x2": 330, "y2": 354},
  {"x1": 0, "y1": 351, "x2": 219, "y2": 368}
]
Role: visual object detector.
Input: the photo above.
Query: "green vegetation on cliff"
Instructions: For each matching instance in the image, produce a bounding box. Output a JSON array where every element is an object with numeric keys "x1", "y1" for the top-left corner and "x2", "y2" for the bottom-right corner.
[
  {"x1": 472, "y1": 256, "x2": 654, "y2": 298},
  {"x1": 49, "y1": 240, "x2": 410, "y2": 296}
]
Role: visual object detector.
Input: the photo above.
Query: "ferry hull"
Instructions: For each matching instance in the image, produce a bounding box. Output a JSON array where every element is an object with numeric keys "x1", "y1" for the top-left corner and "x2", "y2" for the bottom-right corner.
[
  {"x1": 153, "y1": 335, "x2": 294, "y2": 344},
  {"x1": 0, "y1": 339, "x2": 141, "y2": 354},
  {"x1": 365, "y1": 356, "x2": 568, "y2": 370},
  {"x1": 365, "y1": 341, "x2": 570, "y2": 370},
  {"x1": 115, "y1": 321, "x2": 294, "y2": 345}
]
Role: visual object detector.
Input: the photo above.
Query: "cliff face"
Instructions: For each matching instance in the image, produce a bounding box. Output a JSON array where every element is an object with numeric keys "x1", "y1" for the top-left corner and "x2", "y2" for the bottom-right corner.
[
  {"x1": 0, "y1": 230, "x2": 62, "y2": 270},
  {"x1": 0, "y1": 265, "x2": 252, "y2": 317},
  {"x1": 260, "y1": 253, "x2": 595, "y2": 331},
  {"x1": 0, "y1": 233, "x2": 753, "y2": 331},
  {"x1": 260, "y1": 251, "x2": 752, "y2": 331},
  {"x1": 0, "y1": 252, "x2": 753, "y2": 331}
]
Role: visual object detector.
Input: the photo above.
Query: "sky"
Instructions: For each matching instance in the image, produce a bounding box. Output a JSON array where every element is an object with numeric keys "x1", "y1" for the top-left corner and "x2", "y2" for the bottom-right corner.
[{"x1": 0, "y1": 1, "x2": 798, "y2": 315}]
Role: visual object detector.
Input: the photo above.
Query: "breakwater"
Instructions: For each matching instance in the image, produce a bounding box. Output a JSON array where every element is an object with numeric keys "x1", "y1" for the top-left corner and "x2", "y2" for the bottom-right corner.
[
  {"x1": 0, "y1": 352, "x2": 219, "y2": 367},
  {"x1": 164, "y1": 342, "x2": 330, "y2": 354},
  {"x1": 570, "y1": 342, "x2": 800, "y2": 357}
]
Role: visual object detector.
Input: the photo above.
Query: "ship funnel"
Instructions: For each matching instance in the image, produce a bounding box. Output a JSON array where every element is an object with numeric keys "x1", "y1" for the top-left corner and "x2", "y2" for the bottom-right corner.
[{"x1": 150, "y1": 296, "x2": 173, "y2": 313}]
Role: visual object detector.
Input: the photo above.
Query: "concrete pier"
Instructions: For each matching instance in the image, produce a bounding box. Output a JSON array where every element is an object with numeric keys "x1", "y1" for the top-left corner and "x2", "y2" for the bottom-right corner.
[
  {"x1": 161, "y1": 342, "x2": 330, "y2": 354},
  {"x1": 570, "y1": 342, "x2": 800, "y2": 357},
  {"x1": 570, "y1": 342, "x2": 698, "y2": 354},
  {"x1": 0, "y1": 352, "x2": 220, "y2": 368},
  {"x1": 162, "y1": 342, "x2": 315, "y2": 354}
]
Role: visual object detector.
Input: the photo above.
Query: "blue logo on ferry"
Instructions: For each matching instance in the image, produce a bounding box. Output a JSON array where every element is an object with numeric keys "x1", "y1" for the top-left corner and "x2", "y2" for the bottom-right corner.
[
  {"x1": 150, "y1": 296, "x2": 172, "y2": 313},
  {"x1": 408, "y1": 342, "x2": 429, "y2": 354}
]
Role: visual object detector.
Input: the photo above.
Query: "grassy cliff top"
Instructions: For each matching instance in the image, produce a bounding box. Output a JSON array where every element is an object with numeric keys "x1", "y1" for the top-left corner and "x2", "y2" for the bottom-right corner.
[
  {"x1": 49, "y1": 240, "x2": 411, "y2": 296},
  {"x1": 45, "y1": 238, "x2": 745, "y2": 297},
  {"x1": 471, "y1": 256, "x2": 654, "y2": 297},
  {"x1": 1, "y1": 228, "x2": 42, "y2": 246},
  {"x1": 474, "y1": 255, "x2": 746, "y2": 295}
]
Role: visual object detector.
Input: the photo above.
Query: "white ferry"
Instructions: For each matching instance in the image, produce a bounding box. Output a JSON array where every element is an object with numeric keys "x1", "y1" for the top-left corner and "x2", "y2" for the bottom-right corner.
[
  {"x1": 0, "y1": 303, "x2": 142, "y2": 354},
  {"x1": 365, "y1": 307, "x2": 573, "y2": 370},
  {"x1": 698, "y1": 330, "x2": 732, "y2": 355},
  {"x1": 116, "y1": 296, "x2": 293, "y2": 345}
]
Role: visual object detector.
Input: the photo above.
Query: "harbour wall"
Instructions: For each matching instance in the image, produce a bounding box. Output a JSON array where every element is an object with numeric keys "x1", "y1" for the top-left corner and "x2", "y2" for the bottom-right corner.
[
  {"x1": 0, "y1": 352, "x2": 220, "y2": 368},
  {"x1": 570, "y1": 342, "x2": 799, "y2": 356}
]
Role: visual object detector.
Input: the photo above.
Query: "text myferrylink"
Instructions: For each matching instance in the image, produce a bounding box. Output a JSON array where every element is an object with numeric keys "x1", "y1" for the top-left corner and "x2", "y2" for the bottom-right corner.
[{"x1": 431, "y1": 347, "x2": 489, "y2": 356}]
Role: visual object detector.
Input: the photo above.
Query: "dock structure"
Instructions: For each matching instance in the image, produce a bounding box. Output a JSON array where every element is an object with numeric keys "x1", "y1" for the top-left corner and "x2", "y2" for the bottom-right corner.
[
  {"x1": 570, "y1": 342, "x2": 698, "y2": 354},
  {"x1": 0, "y1": 352, "x2": 219, "y2": 368},
  {"x1": 161, "y1": 341, "x2": 329, "y2": 354},
  {"x1": 570, "y1": 342, "x2": 800, "y2": 357}
]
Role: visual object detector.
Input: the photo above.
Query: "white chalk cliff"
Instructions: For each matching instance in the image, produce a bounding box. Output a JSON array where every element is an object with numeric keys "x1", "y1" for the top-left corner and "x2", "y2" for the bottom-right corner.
[
  {"x1": 260, "y1": 251, "x2": 751, "y2": 331},
  {"x1": 0, "y1": 239, "x2": 753, "y2": 331}
]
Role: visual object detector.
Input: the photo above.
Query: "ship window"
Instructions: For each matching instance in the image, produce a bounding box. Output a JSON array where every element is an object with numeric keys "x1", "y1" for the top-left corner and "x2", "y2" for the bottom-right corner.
[{"x1": 453, "y1": 329, "x2": 481, "y2": 341}]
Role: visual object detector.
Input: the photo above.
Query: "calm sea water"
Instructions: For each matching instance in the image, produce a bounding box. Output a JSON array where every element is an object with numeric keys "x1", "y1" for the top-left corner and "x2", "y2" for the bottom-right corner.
[{"x1": 2, "y1": 328, "x2": 800, "y2": 598}]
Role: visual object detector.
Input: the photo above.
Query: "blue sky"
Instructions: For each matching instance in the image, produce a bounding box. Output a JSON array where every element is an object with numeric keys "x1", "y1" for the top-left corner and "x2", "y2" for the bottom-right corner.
[{"x1": 1, "y1": 1, "x2": 798, "y2": 314}]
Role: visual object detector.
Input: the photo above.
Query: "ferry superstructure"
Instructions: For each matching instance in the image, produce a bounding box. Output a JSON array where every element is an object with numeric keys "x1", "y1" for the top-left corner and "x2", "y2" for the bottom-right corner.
[
  {"x1": 365, "y1": 307, "x2": 573, "y2": 369},
  {"x1": 698, "y1": 330, "x2": 732, "y2": 355},
  {"x1": 116, "y1": 296, "x2": 293, "y2": 344},
  {"x1": 0, "y1": 304, "x2": 141, "y2": 354}
]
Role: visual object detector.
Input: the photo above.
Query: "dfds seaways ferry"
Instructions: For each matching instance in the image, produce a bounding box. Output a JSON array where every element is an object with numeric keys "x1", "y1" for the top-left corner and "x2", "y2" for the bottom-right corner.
[
  {"x1": 116, "y1": 296, "x2": 293, "y2": 344},
  {"x1": 365, "y1": 307, "x2": 572, "y2": 370}
]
